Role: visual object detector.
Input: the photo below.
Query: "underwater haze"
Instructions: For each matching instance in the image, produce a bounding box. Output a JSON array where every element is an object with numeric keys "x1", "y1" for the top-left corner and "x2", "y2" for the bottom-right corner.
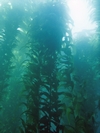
[{"x1": 0, "y1": 0, "x2": 100, "y2": 133}]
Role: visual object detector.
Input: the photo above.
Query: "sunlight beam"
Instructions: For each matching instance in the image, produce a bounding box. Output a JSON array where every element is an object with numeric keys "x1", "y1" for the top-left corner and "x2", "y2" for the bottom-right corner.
[{"x1": 68, "y1": 0, "x2": 96, "y2": 33}]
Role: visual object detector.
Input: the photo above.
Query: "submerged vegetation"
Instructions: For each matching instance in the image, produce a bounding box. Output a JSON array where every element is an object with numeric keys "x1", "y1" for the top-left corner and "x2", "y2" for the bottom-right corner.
[{"x1": 0, "y1": 0, "x2": 100, "y2": 133}]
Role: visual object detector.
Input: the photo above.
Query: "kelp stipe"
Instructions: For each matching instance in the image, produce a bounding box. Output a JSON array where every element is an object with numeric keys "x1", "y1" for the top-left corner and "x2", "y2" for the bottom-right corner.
[
  {"x1": 21, "y1": 0, "x2": 73, "y2": 133},
  {"x1": 0, "y1": 3, "x2": 23, "y2": 132},
  {"x1": 0, "y1": 4, "x2": 22, "y2": 99},
  {"x1": 69, "y1": 33, "x2": 99, "y2": 133}
]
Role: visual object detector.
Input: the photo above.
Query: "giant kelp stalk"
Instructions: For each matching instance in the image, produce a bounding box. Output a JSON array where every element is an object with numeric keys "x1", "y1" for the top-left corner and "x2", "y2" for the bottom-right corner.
[
  {"x1": 56, "y1": 44, "x2": 74, "y2": 133},
  {"x1": 89, "y1": 0, "x2": 100, "y2": 132},
  {"x1": 0, "y1": 3, "x2": 23, "y2": 132},
  {"x1": 22, "y1": 0, "x2": 73, "y2": 133},
  {"x1": 72, "y1": 33, "x2": 98, "y2": 133},
  {"x1": 0, "y1": 4, "x2": 23, "y2": 100},
  {"x1": 89, "y1": 0, "x2": 100, "y2": 56}
]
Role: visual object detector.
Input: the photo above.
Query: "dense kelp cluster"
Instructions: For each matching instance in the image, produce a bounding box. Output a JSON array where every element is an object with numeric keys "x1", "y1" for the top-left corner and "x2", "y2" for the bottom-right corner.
[
  {"x1": 21, "y1": 1, "x2": 73, "y2": 132},
  {"x1": 0, "y1": 0, "x2": 100, "y2": 133}
]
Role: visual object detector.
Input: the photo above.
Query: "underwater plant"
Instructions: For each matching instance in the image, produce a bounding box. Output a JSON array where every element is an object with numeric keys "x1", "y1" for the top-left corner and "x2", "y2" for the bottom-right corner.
[
  {"x1": 0, "y1": 2, "x2": 24, "y2": 132},
  {"x1": 0, "y1": 0, "x2": 100, "y2": 133},
  {"x1": 21, "y1": 0, "x2": 73, "y2": 133}
]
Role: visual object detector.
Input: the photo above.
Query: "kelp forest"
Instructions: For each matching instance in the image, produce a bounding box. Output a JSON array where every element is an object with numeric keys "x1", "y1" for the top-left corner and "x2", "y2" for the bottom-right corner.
[{"x1": 0, "y1": 0, "x2": 100, "y2": 133}]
